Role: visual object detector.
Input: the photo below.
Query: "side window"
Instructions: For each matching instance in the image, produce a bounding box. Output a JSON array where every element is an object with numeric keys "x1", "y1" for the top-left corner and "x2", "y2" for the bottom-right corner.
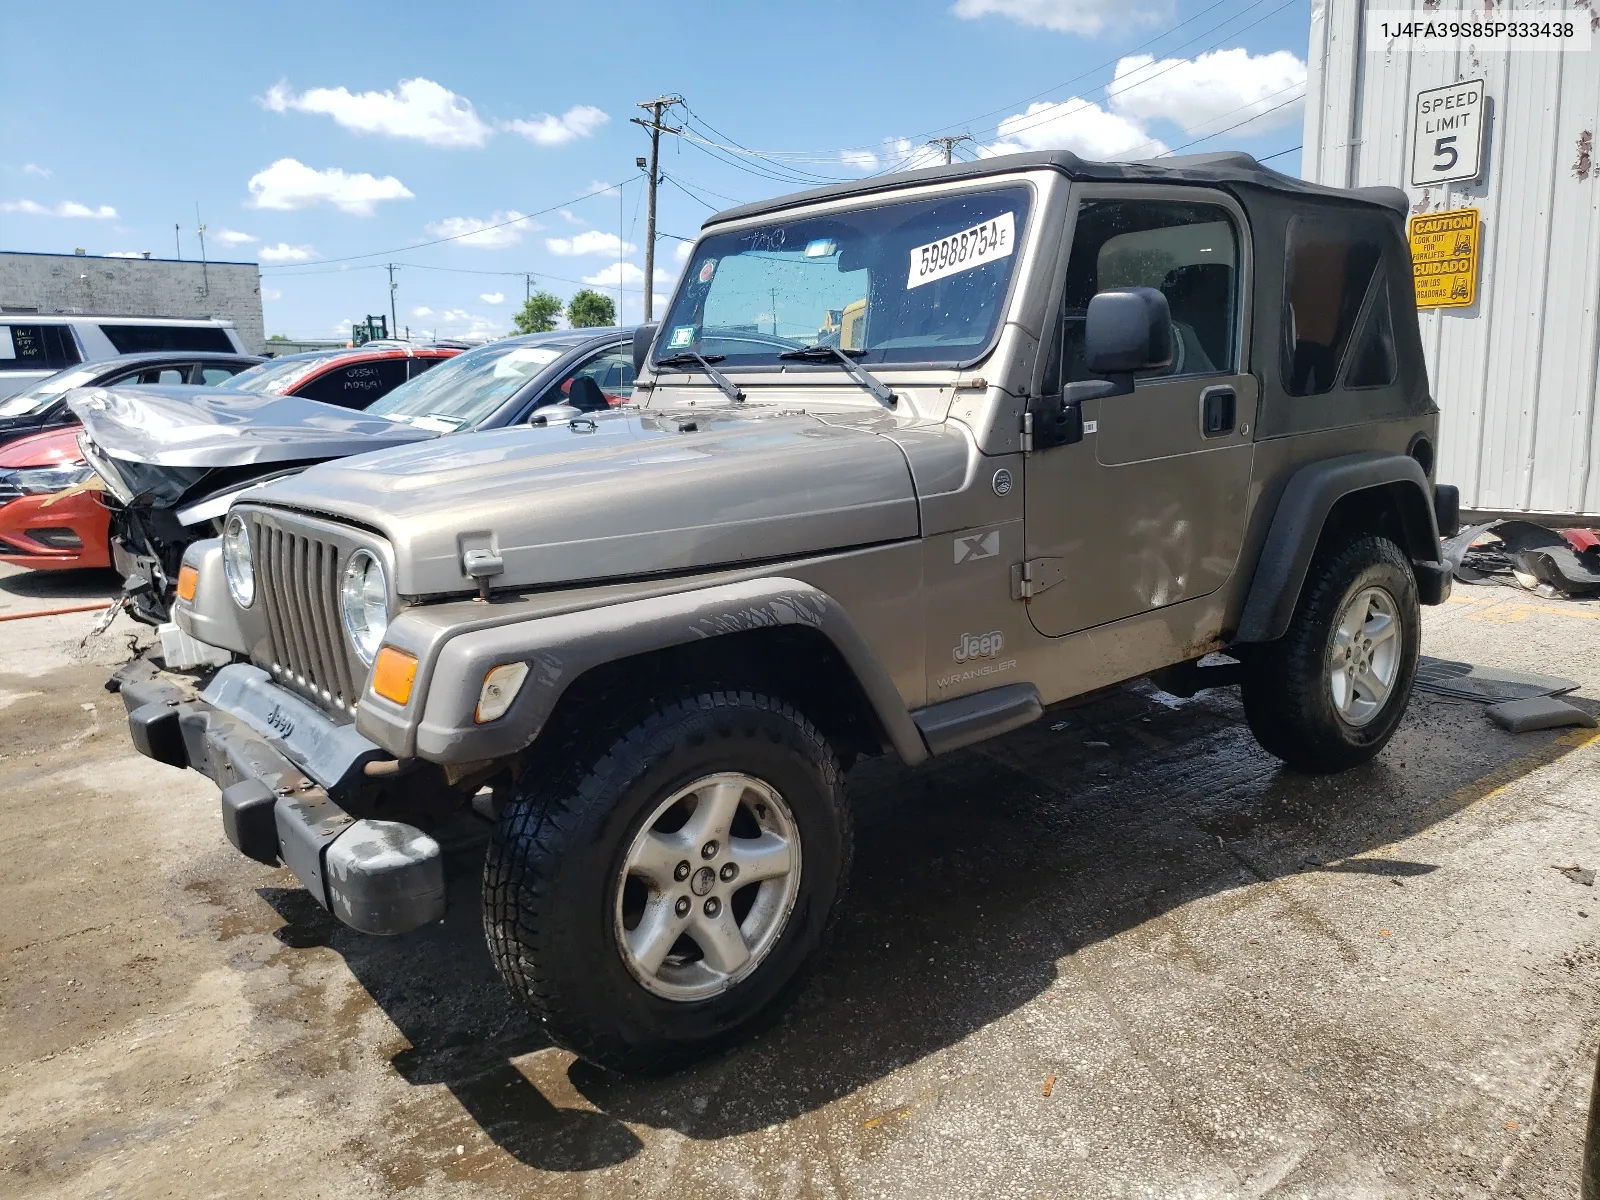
[
  {"x1": 1055, "y1": 200, "x2": 1239, "y2": 385},
  {"x1": 294, "y1": 359, "x2": 409, "y2": 408},
  {"x1": 99, "y1": 325, "x2": 234, "y2": 354},
  {"x1": 546, "y1": 349, "x2": 633, "y2": 413},
  {"x1": 0, "y1": 324, "x2": 82, "y2": 371},
  {"x1": 1343, "y1": 274, "x2": 1398, "y2": 389},
  {"x1": 199, "y1": 365, "x2": 245, "y2": 385},
  {"x1": 1282, "y1": 215, "x2": 1385, "y2": 396},
  {"x1": 408, "y1": 356, "x2": 445, "y2": 379}
]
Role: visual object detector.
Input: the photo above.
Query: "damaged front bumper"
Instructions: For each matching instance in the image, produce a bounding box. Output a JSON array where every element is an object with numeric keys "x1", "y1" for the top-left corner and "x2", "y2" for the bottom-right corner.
[{"x1": 115, "y1": 657, "x2": 444, "y2": 935}]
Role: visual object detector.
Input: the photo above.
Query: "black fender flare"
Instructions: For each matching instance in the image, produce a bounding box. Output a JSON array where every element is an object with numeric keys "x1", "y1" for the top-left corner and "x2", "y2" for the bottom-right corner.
[
  {"x1": 367, "y1": 577, "x2": 930, "y2": 767},
  {"x1": 1234, "y1": 451, "x2": 1444, "y2": 644}
]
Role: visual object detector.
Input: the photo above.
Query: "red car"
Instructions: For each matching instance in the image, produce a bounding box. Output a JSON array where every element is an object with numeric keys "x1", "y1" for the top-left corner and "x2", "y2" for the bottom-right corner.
[
  {"x1": 217, "y1": 343, "x2": 461, "y2": 407},
  {"x1": 0, "y1": 427, "x2": 112, "y2": 570}
]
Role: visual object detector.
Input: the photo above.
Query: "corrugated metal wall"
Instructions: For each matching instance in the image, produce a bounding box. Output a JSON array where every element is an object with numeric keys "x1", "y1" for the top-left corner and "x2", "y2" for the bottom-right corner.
[{"x1": 1304, "y1": 0, "x2": 1600, "y2": 517}]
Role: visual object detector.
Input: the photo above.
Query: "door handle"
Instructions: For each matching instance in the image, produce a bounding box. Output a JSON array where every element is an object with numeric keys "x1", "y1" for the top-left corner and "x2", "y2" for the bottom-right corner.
[{"x1": 1199, "y1": 385, "x2": 1236, "y2": 438}]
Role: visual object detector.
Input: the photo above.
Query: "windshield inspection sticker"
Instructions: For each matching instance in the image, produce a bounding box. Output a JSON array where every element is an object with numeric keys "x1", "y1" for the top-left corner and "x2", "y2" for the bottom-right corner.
[
  {"x1": 669, "y1": 325, "x2": 697, "y2": 349},
  {"x1": 908, "y1": 211, "x2": 1015, "y2": 290}
]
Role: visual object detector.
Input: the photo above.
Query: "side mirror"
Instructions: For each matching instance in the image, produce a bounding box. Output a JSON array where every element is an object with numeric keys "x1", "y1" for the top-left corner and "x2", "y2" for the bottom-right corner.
[
  {"x1": 1084, "y1": 287, "x2": 1173, "y2": 379},
  {"x1": 632, "y1": 323, "x2": 659, "y2": 375}
]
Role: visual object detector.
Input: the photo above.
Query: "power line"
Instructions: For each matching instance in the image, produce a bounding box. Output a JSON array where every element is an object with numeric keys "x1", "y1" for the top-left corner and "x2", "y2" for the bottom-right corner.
[{"x1": 1256, "y1": 144, "x2": 1301, "y2": 163}]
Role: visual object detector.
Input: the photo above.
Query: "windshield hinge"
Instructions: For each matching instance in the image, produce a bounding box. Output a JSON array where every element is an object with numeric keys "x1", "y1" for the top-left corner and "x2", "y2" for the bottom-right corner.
[
  {"x1": 1010, "y1": 557, "x2": 1063, "y2": 601},
  {"x1": 1021, "y1": 410, "x2": 1034, "y2": 454}
]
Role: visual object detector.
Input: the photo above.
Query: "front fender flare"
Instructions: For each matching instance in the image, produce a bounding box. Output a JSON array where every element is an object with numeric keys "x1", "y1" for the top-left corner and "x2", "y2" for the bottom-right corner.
[
  {"x1": 1235, "y1": 451, "x2": 1443, "y2": 644},
  {"x1": 378, "y1": 577, "x2": 929, "y2": 767}
]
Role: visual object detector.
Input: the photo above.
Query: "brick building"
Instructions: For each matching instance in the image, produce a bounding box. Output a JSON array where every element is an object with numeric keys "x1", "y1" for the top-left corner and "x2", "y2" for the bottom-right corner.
[{"x1": 0, "y1": 250, "x2": 264, "y2": 352}]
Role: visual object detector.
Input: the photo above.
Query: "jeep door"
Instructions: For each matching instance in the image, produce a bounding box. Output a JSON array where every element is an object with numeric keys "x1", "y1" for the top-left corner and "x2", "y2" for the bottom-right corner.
[{"x1": 1023, "y1": 186, "x2": 1258, "y2": 638}]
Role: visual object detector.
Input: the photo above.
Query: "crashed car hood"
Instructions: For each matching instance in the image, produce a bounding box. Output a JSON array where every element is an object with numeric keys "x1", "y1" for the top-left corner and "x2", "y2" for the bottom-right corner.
[
  {"x1": 249, "y1": 407, "x2": 921, "y2": 595},
  {"x1": 68, "y1": 384, "x2": 433, "y2": 468}
]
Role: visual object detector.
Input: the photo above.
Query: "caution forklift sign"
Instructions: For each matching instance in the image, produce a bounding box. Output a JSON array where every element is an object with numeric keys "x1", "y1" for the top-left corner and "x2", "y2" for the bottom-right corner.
[{"x1": 1408, "y1": 207, "x2": 1480, "y2": 309}]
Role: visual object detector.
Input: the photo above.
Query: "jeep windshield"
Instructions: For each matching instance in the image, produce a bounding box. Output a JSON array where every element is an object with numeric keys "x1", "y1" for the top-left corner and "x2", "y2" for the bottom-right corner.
[
  {"x1": 367, "y1": 339, "x2": 578, "y2": 430},
  {"x1": 656, "y1": 185, "x2": 1031, "y2": 371}
]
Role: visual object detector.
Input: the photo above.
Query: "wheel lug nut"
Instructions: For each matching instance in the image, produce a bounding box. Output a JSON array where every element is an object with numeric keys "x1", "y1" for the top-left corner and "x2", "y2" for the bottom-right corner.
[
  {"x1": 701, "y1": 840, "x2": 719, "y2": 859},
  {"x1": 674, "y1": 860, "x2": 691, "y2": 882},
  {"x1": 703, "y1": 896, "x2": 721, "y2": 918},
  {"x1": 720, "y1": 862, "x2": 738, "y2": 882},
  {"x1": 674, "y1": 896, "x2": 690, "y2": 918}
]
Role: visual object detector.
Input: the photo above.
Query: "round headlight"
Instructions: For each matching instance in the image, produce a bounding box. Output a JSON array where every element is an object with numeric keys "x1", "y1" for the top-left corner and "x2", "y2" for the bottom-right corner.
[
  {"x1": 341, "y1": 550, "x2": 390, "y2": 665},
  {"x1": 221, "y1": 513, "x2": 254, "y2": 608}
]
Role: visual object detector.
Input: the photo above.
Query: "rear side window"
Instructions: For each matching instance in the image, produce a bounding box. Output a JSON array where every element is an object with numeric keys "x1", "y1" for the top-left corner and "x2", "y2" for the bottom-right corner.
[
  {"x1": 199, "y1": 365, "x2": 246, "y2": 385},
  {"x1": 1343, "y1": 276, "x2": 1398, "y2": 389},
  {"x1": 1282, "y1": 216, "x2": 1386, "y2": 396},
  {"x1": 0, "y1": 324, "x2": 83, "y2": 372},
  {"x1": 408, "y1": 356, "x2": 446, "y2": 379},
  {"x1": 99, "y1": 324, "x2": 234, "y2": 354},
  {"x1": 295, "y1": 359, "x2": 410, "y2": 408}
]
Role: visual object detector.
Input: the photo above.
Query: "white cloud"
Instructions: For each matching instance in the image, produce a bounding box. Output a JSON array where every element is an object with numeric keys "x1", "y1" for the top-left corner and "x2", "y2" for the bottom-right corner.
[
  {"x1": 951, "y1": 0, "x2": 1169, "y2": 36},
  {"x1": 246, "y1": 158, "x2": 413, "y2": 215},
  {"x1": 558, "y1": 208, "x2": 583, "y2": 225},
  {"x1": 262, "y1": 77, "x2": 491, "y2": 148},
  {"x1": 259, "y1": 242, "x2": 317, "y2": 262},
  {"x1": 1108, "y1": 49, "x2": 1306, "y2": 137},
  {"x1": 443, "y1": 308, "x2": 472, "y2": 322},
  {"x1": 840, "y1": 149, "x2": 880, "y2": 171},
  {"x1": 1, "y1": 199, "x2": 118, "y2": 219},
  {"x1": 586, "y1": 179, "x2": 620, "y2": 197},
  {"x1": 214, "y1": 227, "x2": 257, "y2": 245},
  {"x1": 581, "y1": 262, "x2": 670, "y2": 288},
  {"x1": 106, "y1": 251, "x2": 144, "y2": 258},
  {"x1": 261, "y1": 287, "x2": 282, "y2": 301},
  {"x1": 505, "y1": 104, "x2": 609, "y2": 147},
  {"x1": 424, "y1": 210, "x2": 533, "y2": 248},
  {"x1": 479, "y1": 292, "x2": 504, "y2": 304},
  {"x1": 982, "y1": 97, "x2": 1166, "y2": 159},
  {"x1": 412, "y1": 305, "x2": 434, "y2": 317},
  {"x1": 546, "y1": 230, "x2": 636, "y2": 257},
  {"x1": 22, "y1": 163, "x2": 51, "y2": 178},
  {"x1": 674, "y1": 240, "x2": 694, "y2": 261}
]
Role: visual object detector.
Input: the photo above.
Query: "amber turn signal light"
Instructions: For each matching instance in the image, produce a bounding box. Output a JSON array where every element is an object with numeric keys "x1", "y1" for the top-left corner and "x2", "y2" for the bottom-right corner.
[
  {"x1": 372, "y1": 647, "x2": 418, "y2": 705},
  {"x1": 175, "y1": 565, "x2": 199, "y2": 603}
]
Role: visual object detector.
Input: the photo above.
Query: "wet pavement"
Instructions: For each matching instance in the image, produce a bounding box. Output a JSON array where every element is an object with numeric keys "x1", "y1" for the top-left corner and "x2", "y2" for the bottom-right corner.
[{"x1": 3, "y1": 561, "x2": 1598, "y2": 1198}]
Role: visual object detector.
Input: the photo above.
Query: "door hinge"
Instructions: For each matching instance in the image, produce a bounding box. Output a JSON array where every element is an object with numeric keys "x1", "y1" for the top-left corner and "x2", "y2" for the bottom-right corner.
[
  {"x1": 1021, "y1": 410, "x2": 1033, "y2": 453},
  {"x1": 1010, "y1": 557, "x2": 1064, "y2": 600}
]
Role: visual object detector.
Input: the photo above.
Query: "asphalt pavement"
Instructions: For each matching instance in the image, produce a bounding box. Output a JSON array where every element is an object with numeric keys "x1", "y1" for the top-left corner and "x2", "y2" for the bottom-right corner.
[{"x1": 3, "y1": 561, "x2": 1598, "y2": 1199}]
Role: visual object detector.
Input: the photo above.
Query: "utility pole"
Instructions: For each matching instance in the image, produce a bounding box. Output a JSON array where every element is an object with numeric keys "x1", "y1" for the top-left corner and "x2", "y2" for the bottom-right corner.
[
  {"x1": 927, "y1": 134, "x2": 974, "y2": 165},
  {"x1": 524, "y1": 272, "x2": 535, "y2": 304},
  {"x1": 631, "y1": 94, "x2": 683, "y2": 322},
  {"x1": 386, "y1": 263, "x2": 398, "y2": 340},
  {"x1": 174, "y1": 224, "x2": 181, "y2": 260},
  {"x1": 195, "y1": 204, "x2": 209, "y2": 295}
]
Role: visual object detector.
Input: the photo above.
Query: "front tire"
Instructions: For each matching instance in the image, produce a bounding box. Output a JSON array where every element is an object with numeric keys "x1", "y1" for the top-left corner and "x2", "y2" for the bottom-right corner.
[
  {"x1": 1240, "y1": 534, "x2": 1420, "y2": 774},
  {"x1": 482, "y1": 690, "x2": 850, "y2": 1073}
]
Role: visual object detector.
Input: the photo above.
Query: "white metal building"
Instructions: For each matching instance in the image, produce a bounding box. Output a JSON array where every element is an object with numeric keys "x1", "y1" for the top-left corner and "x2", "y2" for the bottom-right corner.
[{"x1": 1303, "y1": 1, "x2": 1600, "y2": 519}]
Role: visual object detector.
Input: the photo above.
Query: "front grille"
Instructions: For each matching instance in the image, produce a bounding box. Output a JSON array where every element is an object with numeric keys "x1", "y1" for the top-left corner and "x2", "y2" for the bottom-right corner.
[{"x1": 250, "y1": 519, "x2": 359, "y2": 715}]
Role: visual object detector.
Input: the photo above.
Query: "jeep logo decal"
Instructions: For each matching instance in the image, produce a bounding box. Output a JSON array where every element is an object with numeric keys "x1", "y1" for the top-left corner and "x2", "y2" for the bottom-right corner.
[
  {"x1": 266, "y1": 704, "x2": 295, "y2": 739},
  {"x1": 954, "y1": 630, "x2": 1004, "y2": 663}
]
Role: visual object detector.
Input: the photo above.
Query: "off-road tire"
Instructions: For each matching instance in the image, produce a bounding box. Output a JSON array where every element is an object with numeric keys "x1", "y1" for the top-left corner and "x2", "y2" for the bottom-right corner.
[
  {"x1": 1240, "y1": 534, "x2": 1420, "y2": 774},
  {"x1": 482, "y1": 690, "x2": 851, "y2": 1074}
]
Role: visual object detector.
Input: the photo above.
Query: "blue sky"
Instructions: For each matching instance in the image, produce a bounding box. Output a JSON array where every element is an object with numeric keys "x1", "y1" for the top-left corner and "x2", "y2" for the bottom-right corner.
[{"x1": 1, "y1": 0, "x2": 1311, "y2": 342}]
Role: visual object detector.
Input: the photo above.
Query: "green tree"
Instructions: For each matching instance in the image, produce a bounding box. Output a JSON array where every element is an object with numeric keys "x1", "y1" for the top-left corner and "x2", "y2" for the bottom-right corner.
[
  {"x1": 567, "y1": 288, "x2": 617, "y2": 329},
  {"x1": 513, "y1": 290, "x2": 563, "y2": 334}
]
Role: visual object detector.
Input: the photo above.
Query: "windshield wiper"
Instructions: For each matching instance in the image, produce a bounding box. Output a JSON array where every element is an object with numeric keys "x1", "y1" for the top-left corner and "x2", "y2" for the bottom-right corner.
[
  {"x1": 654, "y1": 352, "x2": 744, "y2": 404},
  {"x1": 776, "y1": 345, "x2": 896, "y2": 408}
]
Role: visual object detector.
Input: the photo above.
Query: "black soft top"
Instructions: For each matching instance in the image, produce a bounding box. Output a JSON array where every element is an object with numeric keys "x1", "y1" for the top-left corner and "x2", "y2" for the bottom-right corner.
[{"x1": 703, "y1": 151, "x2": 1408, "y2": 227}]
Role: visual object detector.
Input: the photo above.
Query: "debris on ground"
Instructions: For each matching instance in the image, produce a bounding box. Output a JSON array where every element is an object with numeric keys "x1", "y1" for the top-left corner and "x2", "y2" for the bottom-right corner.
[
  {"x1": 1415, "y1": 657, "x2": 1579, "y2": 703},
  {"x1": 1042, "y1": 1075, "x2": 1057, "y2": 1097},
  {"x1": 1485, "y1": 696, "x2": 1599, "y2": 733},
  {"x1": 1442, "y1": 520, "x2": 1600, "y2": 598},
  {"x1": 1552, "y1": 865, "x2": 1596, "y2": 887}
]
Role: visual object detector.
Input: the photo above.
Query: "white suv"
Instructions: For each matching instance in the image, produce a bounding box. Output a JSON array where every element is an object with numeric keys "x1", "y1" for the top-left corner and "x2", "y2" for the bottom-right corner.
[{"x1": 0, "y1": 315, "x2": 250, "y2": 400}]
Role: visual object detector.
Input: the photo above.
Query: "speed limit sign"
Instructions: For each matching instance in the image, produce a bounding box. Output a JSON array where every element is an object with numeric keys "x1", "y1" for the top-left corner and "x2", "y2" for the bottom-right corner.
[{"x1": 1412, "y1": 79, "x2": 1486, "y2": 186}]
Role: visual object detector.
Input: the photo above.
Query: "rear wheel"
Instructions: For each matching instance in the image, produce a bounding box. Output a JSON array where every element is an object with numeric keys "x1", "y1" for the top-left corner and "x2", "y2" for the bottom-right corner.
[
  {"x1": 482, "y1": 690, "x2": 850, "y2": 1073},
  {"x1": 1240, "y1": 534, "x2": 1420, "y2": 774}
]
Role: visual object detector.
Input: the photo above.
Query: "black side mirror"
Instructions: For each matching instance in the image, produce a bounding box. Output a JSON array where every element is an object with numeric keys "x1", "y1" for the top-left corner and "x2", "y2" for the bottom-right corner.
[
  {"x1": 1083, "y1": 286, "x2": 1173, "y2": 379},
  {"x1": 632, "y1": 323, "x2": 659, "y2": 375}
]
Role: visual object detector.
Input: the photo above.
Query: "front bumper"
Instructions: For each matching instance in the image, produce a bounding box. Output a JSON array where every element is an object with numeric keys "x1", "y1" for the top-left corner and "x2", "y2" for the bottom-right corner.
[
  {"x1": 0, "y1": 489, "x2": 112, "y2": 569},
  {"x1": 117, "y1": 658, "x2": 444, "y2": 935}
]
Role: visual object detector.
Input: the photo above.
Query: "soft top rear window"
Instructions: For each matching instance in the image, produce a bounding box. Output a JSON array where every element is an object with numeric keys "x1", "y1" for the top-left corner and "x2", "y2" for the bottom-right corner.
[
  {"x1": 100, "y1": 324, "x2": 234, "y2": 354},
  {"x1": 1281, "y1": 214, "x2": 1389, "y2": 397}
]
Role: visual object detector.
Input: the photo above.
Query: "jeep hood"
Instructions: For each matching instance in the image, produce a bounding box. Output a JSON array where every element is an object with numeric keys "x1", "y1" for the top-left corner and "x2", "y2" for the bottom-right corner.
[
  {"x1": 69, "y1": 384, "x2": 432, "y2": 469},
  {"x1": 250, "y1": 408, "x2": 921, "y2": 595}
]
